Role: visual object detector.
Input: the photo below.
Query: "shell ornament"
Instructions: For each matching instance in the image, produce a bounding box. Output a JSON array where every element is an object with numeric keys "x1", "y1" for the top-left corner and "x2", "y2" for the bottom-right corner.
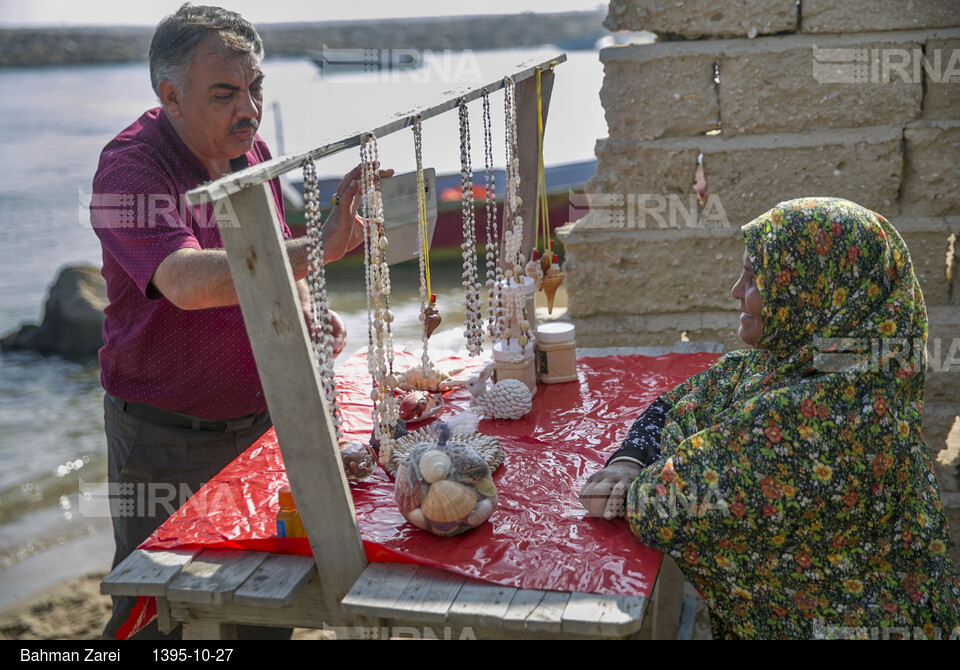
[{"x1": 395, "y1": 429, "x2": 498, "y2": 537}]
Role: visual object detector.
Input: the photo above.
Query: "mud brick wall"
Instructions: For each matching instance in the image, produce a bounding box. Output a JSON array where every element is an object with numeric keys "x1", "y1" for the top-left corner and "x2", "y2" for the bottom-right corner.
[{"x1": 557, "y1": 1, "x2": 960, "y2": 504}]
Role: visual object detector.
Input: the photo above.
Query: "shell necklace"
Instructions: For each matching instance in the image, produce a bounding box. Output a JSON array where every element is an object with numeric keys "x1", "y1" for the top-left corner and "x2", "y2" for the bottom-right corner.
[
  {"x1": 458, "y1": 99, "x2": 484, "y2": 356},
  {"x1": 302, "y1": 158, "x2": 341, "y2": 438},
  {"x1": 481, "y1": 89, "x2": 505, "y2": 343},
  {"x1": 501, "y1": 78, "x2": 532, "y2": 348},
  {"x1": 360, "y1": 133, "x2": 399, "y2": 450}
]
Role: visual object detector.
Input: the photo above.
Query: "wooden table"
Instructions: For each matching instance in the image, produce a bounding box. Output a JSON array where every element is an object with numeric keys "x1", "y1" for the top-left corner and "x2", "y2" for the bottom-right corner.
[
  {"x1": 103, "y1": 547, "x2": 683, "y2": 640},
  {"x1": 102, "y1": 342, "x2": 718, "y2": 640}
]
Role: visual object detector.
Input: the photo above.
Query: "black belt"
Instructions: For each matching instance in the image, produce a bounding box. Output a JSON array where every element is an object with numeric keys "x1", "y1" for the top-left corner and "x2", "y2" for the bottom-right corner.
[{"x1": 106, "y1": 394, "x2": 268, "y2": 432}]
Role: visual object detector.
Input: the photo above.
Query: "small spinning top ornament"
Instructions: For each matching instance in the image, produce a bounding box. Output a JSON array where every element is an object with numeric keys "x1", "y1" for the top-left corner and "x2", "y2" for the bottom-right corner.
[
  {"x1": 423, "y1": 294, "x2": 442, "y2": 338},
  {"x1": 542, "y1": 253, "x2": 564, "y2": 314},
  {"x1": 525, "y1": 249, "x2": 544, "y2": 289}
]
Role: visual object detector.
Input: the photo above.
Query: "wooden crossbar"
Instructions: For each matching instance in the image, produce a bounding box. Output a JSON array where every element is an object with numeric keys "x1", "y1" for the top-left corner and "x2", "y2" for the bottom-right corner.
[{"x1": 185, "y1": 53, "x2": 566, "y2": 206}]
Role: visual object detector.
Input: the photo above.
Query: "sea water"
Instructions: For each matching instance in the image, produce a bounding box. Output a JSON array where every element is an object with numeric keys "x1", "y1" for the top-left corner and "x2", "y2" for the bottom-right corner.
[{"x1": 0, "y1": 48, "x2": 606, "y2": 575}]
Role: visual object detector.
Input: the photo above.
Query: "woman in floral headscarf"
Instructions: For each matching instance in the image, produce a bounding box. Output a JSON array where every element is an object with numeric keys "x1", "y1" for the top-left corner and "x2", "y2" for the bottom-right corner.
[{"x1": 581, "y1": 197, "x2": 960, "y2": 639}]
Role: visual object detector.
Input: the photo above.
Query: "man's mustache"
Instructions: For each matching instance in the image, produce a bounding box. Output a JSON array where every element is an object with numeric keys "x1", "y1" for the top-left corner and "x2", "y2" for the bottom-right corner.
[{"x1": 229, "y1": 118, "x2": 259, "y2": 134}]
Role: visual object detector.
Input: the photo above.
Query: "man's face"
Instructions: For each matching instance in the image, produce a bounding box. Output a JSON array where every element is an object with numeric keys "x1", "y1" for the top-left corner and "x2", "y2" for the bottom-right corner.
[{"x1": 166, "y1": 36, "x2": 264, "y2": 174}]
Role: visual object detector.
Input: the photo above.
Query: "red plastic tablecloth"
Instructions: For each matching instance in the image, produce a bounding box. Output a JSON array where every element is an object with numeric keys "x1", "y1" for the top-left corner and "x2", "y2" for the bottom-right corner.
[{"x1": 140, "y1": 350, "x2": 717, "y2": 602}]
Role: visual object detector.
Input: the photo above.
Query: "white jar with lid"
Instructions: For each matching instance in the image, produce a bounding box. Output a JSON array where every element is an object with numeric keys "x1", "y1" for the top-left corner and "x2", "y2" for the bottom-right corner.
[
  {"x1": 492, "y1": 339, "x2": 537, "y2": 395},
  {"x1": 535, "y1": 322, "x2": 577, "y2": 384}
]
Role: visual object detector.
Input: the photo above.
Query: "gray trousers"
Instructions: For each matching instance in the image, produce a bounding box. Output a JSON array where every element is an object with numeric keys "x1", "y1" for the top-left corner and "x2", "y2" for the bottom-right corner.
[{"x1": 100, "y1": 395, "x2": 289, "y2": 640}]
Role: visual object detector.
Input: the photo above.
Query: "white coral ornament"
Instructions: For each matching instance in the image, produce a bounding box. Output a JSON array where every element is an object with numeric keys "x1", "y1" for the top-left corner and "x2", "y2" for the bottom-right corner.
[{"x1": 465, "y1": 362, "x2": 532, "y2": 420}]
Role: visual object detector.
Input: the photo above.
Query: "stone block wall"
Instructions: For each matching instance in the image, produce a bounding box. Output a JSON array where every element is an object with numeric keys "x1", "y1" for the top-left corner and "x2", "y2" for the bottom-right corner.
[{"x1": 558, "y1": 1, "x2": 960, "y2": 483}]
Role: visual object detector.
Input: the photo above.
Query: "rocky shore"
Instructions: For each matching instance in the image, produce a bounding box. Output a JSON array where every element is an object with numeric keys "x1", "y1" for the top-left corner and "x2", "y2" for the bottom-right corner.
[{"x1": 0, "y1": 10, "x2": 607, "y2": 68}]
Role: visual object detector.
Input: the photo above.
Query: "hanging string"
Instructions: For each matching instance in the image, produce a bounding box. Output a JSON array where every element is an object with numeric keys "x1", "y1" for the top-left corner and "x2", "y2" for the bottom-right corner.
[
  {"x1": 535, "y1": 67, "x2": 551, "y2": 259},
  {"x1": 412, "y1": 116, "x2": 434, "y2": 375}
]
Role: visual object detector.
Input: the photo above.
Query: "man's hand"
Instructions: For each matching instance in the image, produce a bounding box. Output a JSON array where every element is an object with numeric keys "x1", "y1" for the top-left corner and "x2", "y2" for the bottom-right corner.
[
  {"x1": 579, "y1": 461, "x2": 643, "y2": 521},
  {"x1": 322, "y1": 163, "x2": 395, "y2": 262}
]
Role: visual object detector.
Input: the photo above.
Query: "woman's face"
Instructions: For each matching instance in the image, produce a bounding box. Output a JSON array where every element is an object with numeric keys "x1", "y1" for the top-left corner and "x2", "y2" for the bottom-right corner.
[{"x1": 731, "y1": 250, "x2": 763, "y2": 346}]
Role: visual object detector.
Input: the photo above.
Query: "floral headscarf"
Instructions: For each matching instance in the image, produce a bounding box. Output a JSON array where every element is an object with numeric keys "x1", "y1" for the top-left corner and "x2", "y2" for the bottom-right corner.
[{"x1": 627, "y1": 198, "x2": 960, "y2": 639}]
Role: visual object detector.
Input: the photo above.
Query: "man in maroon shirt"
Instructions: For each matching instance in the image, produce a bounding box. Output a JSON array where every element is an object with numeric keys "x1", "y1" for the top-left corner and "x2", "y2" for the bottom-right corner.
[{"x1": 92, "y1": 5, "x2": 385, "y2": 639}]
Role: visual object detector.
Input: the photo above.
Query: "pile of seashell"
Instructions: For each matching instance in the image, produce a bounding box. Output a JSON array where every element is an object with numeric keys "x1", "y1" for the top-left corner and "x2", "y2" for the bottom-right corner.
[{"x1": 395, "y1": 438, "x2": 498, "y2": 537}]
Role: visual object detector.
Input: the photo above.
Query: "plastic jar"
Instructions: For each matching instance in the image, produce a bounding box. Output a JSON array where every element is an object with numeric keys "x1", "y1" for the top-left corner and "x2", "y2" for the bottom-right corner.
[
  {"x1": 275, "y1": 485, "x2": 306, "y2": 538},
  {"x1": 492, "y1": 339, "x2": 537, "y2": 395},
  {"x1": 535, "y1": 322, "x2": 577, "y2": 384}
]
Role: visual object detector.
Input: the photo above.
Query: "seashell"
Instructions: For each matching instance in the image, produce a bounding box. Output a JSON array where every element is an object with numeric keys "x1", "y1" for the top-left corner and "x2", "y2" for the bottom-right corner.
[
  {"x1": 466, "y1": 497, "x2": 495, "y2": 528},
  {"x1": 420, "y1": 479, "x2": 478, "y2": 524},
  {"x1": 423, "y1": 303, "x2": 442, "y2": 338},
  {"x1": 541, "y1": 268, "x2": 563, "y2": 315},
  {"x1": 418, "y1": 449, "x2": 452, "y2": 483},
  {"x1": 474, "y1": 476, "x2": 497, "y2": 498},
  {"x1": 395, "y1": 462, "x2": 424, "y2": 513},
  {"x1": 339, "y1": 441, "x2": 377, "y2": 481},
  {"x1": 405, "y1": 507, "x2": 429, "y2": 530},
  {"x1": 397, "y1": 365, "x2": 465, "y2": 392},
  {"x1": 441, "y1": 443, "x2": 491, "y2": 484}
]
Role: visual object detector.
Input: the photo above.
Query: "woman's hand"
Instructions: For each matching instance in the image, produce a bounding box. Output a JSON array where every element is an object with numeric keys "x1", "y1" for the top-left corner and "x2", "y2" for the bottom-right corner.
[{"x1": 579, "y1": 461, "x2": 643, "y2": 521}]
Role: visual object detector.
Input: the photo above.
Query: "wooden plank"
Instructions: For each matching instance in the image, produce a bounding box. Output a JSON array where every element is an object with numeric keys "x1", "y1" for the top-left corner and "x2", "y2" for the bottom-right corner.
[
  {"x1": 577, "y1": 346, "x2": 672, "y2": 358},
  {"x1": 340, "y1": 562, "x2": 420, "y2": 618},
  {"x1": 166, "y1": 548, "x2": 268, "y2": 606},
  {"x1": 155, "y1": 597, "x2": 176, "y2": 634},
  {"x1": 100, "y1": 548, "x2": 198, "y2": 597},
  {"x1": 232, "y1": 553, "x2": 317, "y2": 608},
  {"x1": 185, "y1": 54, "x2": 566, "y2": 205},
  {"x1": 390, "y1": 565, "x2": 467, "y2": 624},
  {"x1": 501, "y1": 589, "x2": 547, "y2": 630},
  {"x1": 522, "y1": 590, "x2": 570, "y2": 634},
  {"x1": 169, "y1": 572, "x2": 338, "y2": 632},
  {"x1": 671, "y1": 340, "x2": 725, "y2": 354},
  {"x1": 445, "y1": 580, "x2": 517, "y2": 629},
  {"x1": 562, "y1": 592, "x2": 647, "y2": 637},
  {"x1": 515, "y1": 65, "x2": 556, "y2": 262},
  {"x1": 215, "y1": 183, "x2": 367, "y2": 617},
  {"x1": 651, "y1": 554, "x2": 683, "y2": 640}
]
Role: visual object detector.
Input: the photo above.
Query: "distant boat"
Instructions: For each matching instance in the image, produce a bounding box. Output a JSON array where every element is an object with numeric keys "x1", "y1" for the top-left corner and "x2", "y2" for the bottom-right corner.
[{"x1": 306, "y1": 46, "x2": 423, "y2": 76}]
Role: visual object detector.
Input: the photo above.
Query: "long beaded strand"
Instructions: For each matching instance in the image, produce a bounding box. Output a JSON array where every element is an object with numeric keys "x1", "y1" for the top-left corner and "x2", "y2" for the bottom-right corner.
[
  {"x1": 500, "y1": 78, "x2": 532, "y2": 347},
  {"x1": 458, "y1": 99, "x2": 484, "y2": 356},
  {"x1": 481, "y1": 90, "x2": 504, "y2": 342},
  {"x1": 360, "y1": 134, "x2": 398, "y2": 454},
  {"x1": 303, "y1": 158, "x2": 341, "y2": 437}
]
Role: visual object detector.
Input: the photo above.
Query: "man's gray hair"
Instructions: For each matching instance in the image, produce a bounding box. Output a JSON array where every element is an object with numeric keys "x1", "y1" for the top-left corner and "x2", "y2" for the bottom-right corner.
[{"x1": 149, "y1": 3, "x2": 264, "y2": 95}]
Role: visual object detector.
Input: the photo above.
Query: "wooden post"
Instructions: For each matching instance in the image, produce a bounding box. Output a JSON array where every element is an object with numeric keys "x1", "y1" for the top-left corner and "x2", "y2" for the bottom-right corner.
[
  {"x1": 515, "y1": 66, "x2": 556, "y2": 263},
  {"x1": 212, "y1": 183, "x2": 367, "y2": 620}
]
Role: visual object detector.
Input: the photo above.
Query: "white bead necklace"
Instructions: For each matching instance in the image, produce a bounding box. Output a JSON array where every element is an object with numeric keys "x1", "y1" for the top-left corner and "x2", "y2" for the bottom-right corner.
[
  {"x1": 360, "y1": 134, "x2": 398, "y2": 450},
  {"x1": 481, "y1": 90, "x2": 504, "y2": 343},
  {"x1": 302, "y1": 158, "x2": 341, "y2": 438},
  {"x1": 458, "y1": 99, "x2": 484, "y2": 356},
  {"x1": 500, "y1": 78, "x2": 532, "y2": 348}
]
